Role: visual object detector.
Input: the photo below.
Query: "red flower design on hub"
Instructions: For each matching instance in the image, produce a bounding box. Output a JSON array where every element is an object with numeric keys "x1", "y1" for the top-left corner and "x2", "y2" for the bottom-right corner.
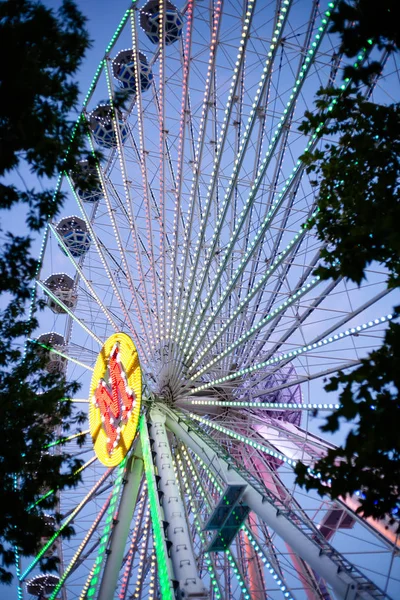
[{"x1": 93, "y1": 343, "x2": 135, "y2": 454}]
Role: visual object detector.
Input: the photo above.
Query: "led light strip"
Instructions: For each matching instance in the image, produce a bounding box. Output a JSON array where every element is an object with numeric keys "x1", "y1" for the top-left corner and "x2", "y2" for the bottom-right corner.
[
  {"x1": 171, "y1": 0, "x2": 223, "y2": 343},
  {"x1": 177, "y1": 449, "x2": 251, "y2": 599},
  {"x1": 242, "y1": 526, "x2": 294, "y2": 600},
  {"x1": 190, "y1": 399, "x2": 340, "y2": 411},
  {"x1": 183, "y1": 4, "x2": 371, "y2": 355},
  {"x1": 84, "y1": 458, "x2": 127, "y2": 599},
  {"x1": 174, "y1": 452, "x2": 223, "y2": 599},
  {"x1": 131, "y1": 508, "x2": 151, "y2": 598},
  {"x1": 48, "y1": 492, "x2": 112, "y2": 600},
  {"x1": 157, "y1": 0, "x2": 167, "y2": 341},
  {"x1": 130, "y1": 10, "x2": 161, "y2": 349},
  {"x1": 140, "y1": 416, "x2": 174, "y2": 600},
  {"x1": 190, "y1": 218, "x2": 314, "y2": 365},
  {"x1": 20, "y1": 465, "x2": 113, "y2": 581},
  {"x1": 191, "y1": 313, "x2": 394, "y2": 392},
  {"x1": 179, "y1": 0, "x2": 290, "y2": 350},
  {"x1": 184, "y1": 446, "x2": 295, "y2": 599},
  {"x1": 26, "y1": 457, "x2": 97, "y2": 512},
  {"x1": 29, "y1": 338, "x2": 94, "y2": 372},
  {"x1": 118, "y1": 483, "x2": 148, "y2": 599},
  {"x1": 166, "y1": 0, "x2": 194, "y2": 341},
  {"x1": 189, "y1": 413, "x2": 298, "y2": 468},
  {"x1": 87, "y1": 73, "x2": 154, "y2": 359},
  {"x1": 49, "y1": 223, "x2": 119, "y2": 332},
  {"x1": 44, "y1": 429, "x2": 89, "y2": 449},
  {"x1": 36, "y1": 280, "x2": 102, "y2": 345},
  {"x1": 66, "y1": 169, "x2": 147, "y2": 356},
  {"x1": 191, "y1": 275, "x2": 321, "y2": 379}
]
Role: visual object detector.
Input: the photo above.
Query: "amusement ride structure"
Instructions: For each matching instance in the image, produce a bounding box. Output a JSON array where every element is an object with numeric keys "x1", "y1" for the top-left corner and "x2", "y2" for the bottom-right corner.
[{"x1": 17, "y1": 0, "x2": 400, "y2": 598}]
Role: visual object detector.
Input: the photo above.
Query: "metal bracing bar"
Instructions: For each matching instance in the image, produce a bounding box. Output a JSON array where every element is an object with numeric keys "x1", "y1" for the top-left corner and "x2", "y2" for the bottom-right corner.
[
  {"x1": 48, "y1": 225, "x2": 120, "y2": 334},
  {"x1": 36, "y1": 280, "x2": 102, "y2": 345},
  {"x1": 165, "y1": 408, "x2": 388, "y2": 600},
  {"x1": 258, "y1": 285, "x2": 393, "y2": 371},
  {"x1": 48, "y1": 493, "x2": 112, "y2": 600},
  {"x1": 148, "y1": 407, "x2": 209, "y2": 598},
  {"x1": 177, "y1": 445, "x2": 250, "y2": 599},
  {"x1": 118, "y1": 483, "x2": 148, "y2": 600},
  {"x1": 174, "y1": 447, "x2": 224, "y2": 599},
  {"x1": 178, "y1": 0, "x2": 291, "y2": 348},
  {"x1": 182, "y1": 2, "x2": 331, "y2": 347},
  {"x1": 97, "y1": 443, "x2": 144, "y2": 600}
]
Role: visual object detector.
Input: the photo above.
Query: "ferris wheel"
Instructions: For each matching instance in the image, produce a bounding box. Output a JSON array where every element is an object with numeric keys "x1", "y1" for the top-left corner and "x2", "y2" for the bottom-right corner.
[{"x1": 18, "y1": 0, "x2": 400, "y2": 598}]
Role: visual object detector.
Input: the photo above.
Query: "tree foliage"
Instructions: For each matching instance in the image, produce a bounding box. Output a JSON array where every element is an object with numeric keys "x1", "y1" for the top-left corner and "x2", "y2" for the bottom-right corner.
[
  {"x1": 294, "y1": 0, "x2": 400, "y2": 526},
  {"x1": 0, "y1": 0, "x2": 91, "y2": 582}
]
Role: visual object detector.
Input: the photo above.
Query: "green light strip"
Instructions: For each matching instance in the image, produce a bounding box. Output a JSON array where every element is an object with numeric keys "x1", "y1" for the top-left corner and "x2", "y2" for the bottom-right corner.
[
  {"x1": 36, "y1": 280, "x2": 102, "y2": 345},
  {"x1": 44, "y1": 429, "x2": 89, "y2": 449},
  {"x1": 26, "y1": 457, "x2": 97, "y2": 512},
  {"x1": 179, "y1": 448, "x2": 250, "y2": 598},
  {"x1": 84, "y1": 458, "x2": 127, "y2": 599},
  {"x1": 49, "y1": 492, "x2": 112, "y2": 600},
  {"x1": 28, "y1": 338, "x2": 94, "y2": 372},
  {"x1": 174, "y1": 453, "x2": 223, "y2": 599},
  {"x1": 20, "y1": 466, "x2": 112, "y2": 581},
  {"x1": 191, "y1": 312, "x2": 394, "y2": 391},
  {"x1": 140, "y1": 416, "x2": 175, "y2": 600}
]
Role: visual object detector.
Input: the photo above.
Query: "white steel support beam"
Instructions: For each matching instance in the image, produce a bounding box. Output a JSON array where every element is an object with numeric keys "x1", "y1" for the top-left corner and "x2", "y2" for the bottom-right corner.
[
  {"x1": 97, "y1": 443, "x2": 144, "y2": 600},
  {"x1": 149, "y1": 408, "x2": 209, "y2": 599},
  {"x1": 164, "y1": 408, "x2": 387, "y2": 600}
]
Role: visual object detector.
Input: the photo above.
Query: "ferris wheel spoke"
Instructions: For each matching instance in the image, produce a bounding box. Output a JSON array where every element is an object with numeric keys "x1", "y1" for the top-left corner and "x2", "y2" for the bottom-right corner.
[
  {"x1": 48, "y1": 225, "x2": 124, "y2": 337},
  {"x1": 36, "y1": 280, "x2": 103, "y2": 345},
  {"x1": 48, "y1": 492, "x2": 112, "y2": 600},
  {"x1": 176, "y1": 443, "x2": 253, "y2": 599},
  {"x1": 20, "y1": 466, "x2": 113, "y2": 583},
  {"x1": 174, "y1": 448, "x2": 225, "y2": 598},
  {"x1": 100, "y1": 63, "x2": 158, "y2": 355},
  {"x1": 178, "y1": 0, "x2": 290, "y2": 348},
  {"x1": 190, "y1": 274, "x2": 322, "y2": 381},
  {"x1": 187, "y1": 224, "x2": 310, "y2": 366},
  {"x1": 180, "y1": 1, "x2": 334, "y2": 348},
  {"x1": 166, "y1": 0, "x2": 195, "y2": 341},
  {"x1": 247, "y1": 284, "x2": 394, "y2": 376},
  {"x1": 171, "y1": 0, "x2": 224, "y2": 342},
  {"x1": 129, "y1": 8, "x2": 163, "y2": 346},
  {"x1": 189, "y1": 312, "x2": 393, "y2": 395},
  {"x1": 243, "y1": 269, "x2": 338, "y2": 368}
]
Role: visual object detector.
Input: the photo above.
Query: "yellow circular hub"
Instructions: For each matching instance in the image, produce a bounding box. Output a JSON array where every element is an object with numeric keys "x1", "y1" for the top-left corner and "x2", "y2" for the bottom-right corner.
[{"x1": 89, "y1": 332, "x2": 142, "y2": 466}]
